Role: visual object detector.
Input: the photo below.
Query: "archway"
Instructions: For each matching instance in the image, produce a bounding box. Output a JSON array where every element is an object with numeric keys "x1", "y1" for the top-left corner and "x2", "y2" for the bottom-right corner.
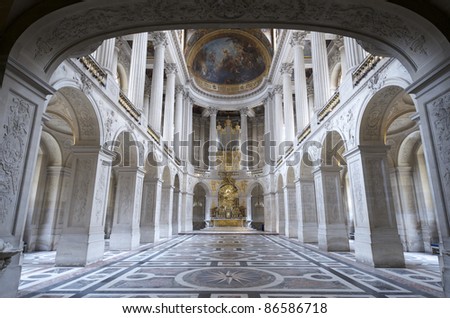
[
  {"x1": 193, "y1": 183, "x2": 208, "y2": 230},
  {"x1": 297, "y1": 158, "x2": 318, "y2": 243},
  {"x1": 1, "y1": 0, "x2": 450, "y2": 297},
  {"x1": 248, "y1": 182, "x2": 265, "y2": 231},
  {"x1": 24, "y1": 131, "x2": 63, "y2": 252},
  {"x1": 172, "y1": 174, "x2": 181, "y2": 235},
  {"x1": 313, "y1": 130, "x2": 349, "y2": 251},
  {"x1": 160, "y1": 166, "x2": 173, "y2": 238},
  {"x1": 276, "y1": 174, "x2": 286, "y2": 235},
  {"x1": 108, "y1": 130, "x2": 144, "y2": 250},
  {"x1": 285, "y1": 166, "x2": 298, "y2": 238}
]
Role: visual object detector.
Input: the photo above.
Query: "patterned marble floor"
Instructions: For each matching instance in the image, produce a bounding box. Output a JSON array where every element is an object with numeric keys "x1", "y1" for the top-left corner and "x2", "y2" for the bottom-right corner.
[{"x1": 18, "y1": 234, "x2": 444, "y2": 298}]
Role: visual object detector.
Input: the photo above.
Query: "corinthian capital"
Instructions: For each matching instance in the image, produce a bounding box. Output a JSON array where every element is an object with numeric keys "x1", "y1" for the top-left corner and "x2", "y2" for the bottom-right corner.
[
  {"x1": 207, "y1": 107, "x2": 218, "y2": 117},
  {"x1": 273, "y1": 85, "x2": 283, "y2": 95},
  {"x1": 149, "y1": 32, "x2": 168, "y2": 47},
  {"x1": 280, "y1": 63, "x2": 293, "y2": 75},
  {"x1": 165, "y1": 63, "x2": 177, "y2": 74},
  {"x1": 240, "y1": 107, "x2": 249, "y2": 116},
  {"x1": 290, "y1": 31, "x2": 308, "y2": 47}
]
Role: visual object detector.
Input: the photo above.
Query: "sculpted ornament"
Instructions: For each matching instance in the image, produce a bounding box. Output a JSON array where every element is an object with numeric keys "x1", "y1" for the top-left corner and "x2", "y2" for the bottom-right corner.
[
  {"x1": 430, "y1": 93, "x2": 450, "y2": 189},
  {"x1": 0, "y1": 97, "x2": 33, "y2": 225}
]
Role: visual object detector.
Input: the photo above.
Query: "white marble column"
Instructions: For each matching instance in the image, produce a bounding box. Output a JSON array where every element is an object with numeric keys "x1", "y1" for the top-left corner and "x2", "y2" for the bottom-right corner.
[
  {"x1": 163, "y1": 63, "x2": 177, "y2": 146},
  {"x1": 36, "y1": 166, "x2": 64, "y2": 251},
  {"x1": 186, "y1": 96, "x2": 194, "y2": 164},
  {"x1": 95, "y1": 38, "x2": 117, "y2": 77},
  {"x1": 295, "y1": 177, "x2": 318, "y2": 243},
  {"x1": 56, "y1": 147, "x2": 113, "y2": 266},
  {"x1": 240, "y1": 107, "x2": 249, "y2": 169},
  {"x1": 208, "y1": 107, "x2": 218, "y2": 170},
  {"x1": 343, "y1": 37, "x2": 366, "y2": 74},
  {"x1": 263, "y1": 94, "x2": 275, "y2": 165},
  {"x1": 110, "y1": 167, "x2": 144, "y2": 250},
  {"x1": 148, "y1": 32, "x2": 167, "y2": 134},
  {"x1": 174, "y1": 85, "x2": 184, "y2": 158},
  {"x1": 346, "y1": 146, "x2": 405, "y2": 267},
  {"x1": 284, "y1": 184, "x2": 298, "y2": 238},
  {"x1": 281, "y1": 63, "x2": 295, "y2": 144},
  {"x1": 311, "y1": 32, "x2": 331, "y2": 110},
  {"x1": 159, "y1": 184, "x2": 174, "y2": 238},
  {"x1": 290, "y1": 31, "x2": 309, "y2": 132},
  {"x1": 313, "y1": 166, "x2": 350, "y2": 251},
  {"x1": 395, "y1": 166, "x2": 425, "y2": 251},
  {"x1": 128, "y1": 33, "x2": 148, "y2": 110},
  {"x1": 140, "y1": 177, "x2": 162, "y2": 243},
  {"x1": 273, "y1": 85, "x2": 284, "y2": 157}
]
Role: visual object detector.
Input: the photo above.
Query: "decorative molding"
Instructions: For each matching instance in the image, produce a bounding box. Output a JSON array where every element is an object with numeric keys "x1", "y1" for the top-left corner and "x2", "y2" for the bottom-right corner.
[{"x1": 0, "y1": 96, "x2": 34, "y2": 225}]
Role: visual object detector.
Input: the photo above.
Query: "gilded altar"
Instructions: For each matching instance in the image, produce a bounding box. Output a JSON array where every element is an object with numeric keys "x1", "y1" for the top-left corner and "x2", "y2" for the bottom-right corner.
[{"x1": 210, "y1": 174, "x2": 246, "y2": 227}]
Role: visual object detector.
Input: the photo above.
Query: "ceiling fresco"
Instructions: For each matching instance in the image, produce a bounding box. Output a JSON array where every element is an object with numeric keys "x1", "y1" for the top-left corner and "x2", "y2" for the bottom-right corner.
[{"x1": 186, "y1": 29, "x2": 273, "y2": 95}]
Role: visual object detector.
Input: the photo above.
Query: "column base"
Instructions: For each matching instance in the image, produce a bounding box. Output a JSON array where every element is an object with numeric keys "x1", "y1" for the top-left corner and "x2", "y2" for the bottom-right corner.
[
  {"x1": 439, "y1": 238, "x2": 450, "y2": 297},
  {"x1": 298, "y1": 223, "x2": 318, "y2": 243},
  {"x1": 140, "y1": 225, "x2": 158, "y2": 243},
  {"x1": 55, "y1": 230, "x2": 105, "y2": 266},
  {"x1": 0, "y1": 257, "x2": 21, "y2": 297},
  {"x1": 318, "y1": 224, "x2": 349, "y2": 251},
  {"x1": 110, "y1": 228, "x2": 140, "y2": 251},
  {"x1": 354, "y1": 228, "x2": 405, "y2": 268}
]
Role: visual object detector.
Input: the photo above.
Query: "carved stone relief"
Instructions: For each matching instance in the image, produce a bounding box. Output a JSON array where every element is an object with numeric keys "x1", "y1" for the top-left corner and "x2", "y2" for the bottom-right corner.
[
  {"x1": 0, "y1": 96, "x2": 34, "y2": 229},
  {"x1": 429, "y1": 93, "x2": 450, "y2": 207},
  {"x1": 31, "y1": 0, "x2": 432, "y2": 74},
  {"x1": 69, "y1": 157, "x2": 94, "y2": 227}
]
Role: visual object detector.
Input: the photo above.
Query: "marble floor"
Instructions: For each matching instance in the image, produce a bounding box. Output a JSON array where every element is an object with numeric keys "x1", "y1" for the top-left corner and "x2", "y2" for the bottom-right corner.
[{"x1": 18, "y1": 234, "x2": 443, "y2": 298}]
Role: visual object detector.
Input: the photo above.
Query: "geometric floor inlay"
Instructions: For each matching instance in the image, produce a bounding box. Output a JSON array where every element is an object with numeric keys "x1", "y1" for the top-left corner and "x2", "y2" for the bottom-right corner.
[{"x1": 18, "y1": 233, "x2": 444, "y2": 298}]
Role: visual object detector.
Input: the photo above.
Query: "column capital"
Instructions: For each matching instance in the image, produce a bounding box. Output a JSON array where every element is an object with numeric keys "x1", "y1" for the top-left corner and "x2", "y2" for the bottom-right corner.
[
  {"x1": 273, "y1": 85, "x2": 283, "y2": 95},
  {"x1": 149, "y1": 31, "x2": 168, "y2": 47},
  {"x1": 334, "y1": 35, "x2": 345, "y2": 49},
  {"x1": 175, "y1": 85, "x2": 184, "y2": 95},
  {"x1": 240, "y1": 107, "x2": 250, "y2": 116},
  {"x1": 280, "y1": 62, "x2": 293, "y2": 75},
  {"x1": 290, "y1": 31, "x2": 308, "y2": 47},
  {"x1": 207, "y1": 107, "x2": 218, "y2": 117},
  {"x1": 165, "y1": 63, "x2": 177, "y2": 74}
]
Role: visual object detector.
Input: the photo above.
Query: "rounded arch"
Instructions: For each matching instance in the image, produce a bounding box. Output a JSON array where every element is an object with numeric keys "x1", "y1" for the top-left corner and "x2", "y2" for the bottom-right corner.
[
  {"x1": 48, "y1": 86, "x2": 102, "y2": 146},
  {"x1": 4, "y1": 1, "x2": 449, "y2": 85},
  {"x1": 357, "y1": 85, "x2": 415, "y2": 145},
  {"x1": 116, "y1": 63, "x2": 128, "y2": 93},
  {"x1": 320, "y1": 130, "x2": 347, "y2": 167},
  {"x1": 330, "y1": 62, "x2": 342, "y2": 91},
  {"x1": 398, "y1": 130, "x2": 422, "y2": 167},
  {"x1": 286, "y1": 166, "x2": 296, "y2": 186},
  {"x1": 193, "y1": 182, "x2": 208, "y2": 230},
  {"x1": 111, "y1": 129, "x2": 141, "y2": 168},
  {"x1": 40, "y1": 131, "x2": 63, "y2": 166}
]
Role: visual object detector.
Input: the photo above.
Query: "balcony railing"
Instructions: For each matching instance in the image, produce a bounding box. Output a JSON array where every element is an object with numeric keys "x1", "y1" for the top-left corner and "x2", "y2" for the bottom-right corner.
[
  {"x1": 352, "y1": 54, "x2": 383, "y2": 86},
  {"x1": 298, "y1": 124, "x2": 311, "y2": 144},
  {"x1": 147, "y1": 125, "x2": 160, "y2": 144},
  {"x1": 78, "y1": 55, "x2": 107, "y2": 87},
  {"x1": 318, "y1": 91, "x2": 340, "y2": 122},
  {"x1": 118, "y1": 91, "x2": 141, "y2": 122}
]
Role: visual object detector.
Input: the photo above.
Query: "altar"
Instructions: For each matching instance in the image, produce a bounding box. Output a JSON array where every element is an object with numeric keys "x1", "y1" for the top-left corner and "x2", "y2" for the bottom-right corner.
[
  {"x1": 210, "y1": 174, "x2": 247, "y2": 228},
  {"x1": 211, "y1": 218, "x2": 245, "y2": 227}
]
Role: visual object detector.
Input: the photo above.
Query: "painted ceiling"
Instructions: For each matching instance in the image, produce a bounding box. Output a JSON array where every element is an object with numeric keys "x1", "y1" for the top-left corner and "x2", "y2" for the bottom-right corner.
[{"x1": 186, "y1": 29, "x2": 273, "y2": 95}]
